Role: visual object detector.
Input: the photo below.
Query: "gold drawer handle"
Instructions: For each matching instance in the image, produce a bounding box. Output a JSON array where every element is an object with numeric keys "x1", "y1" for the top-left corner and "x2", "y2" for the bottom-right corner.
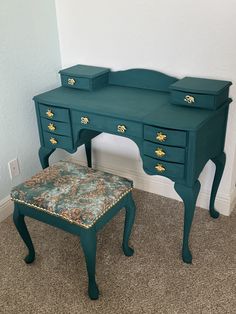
[
  {"x1": 81, "y1": 116, "x2": 89, "y2": 125},
  {"x1": 46, "y1": 109, "x2": 54, "y2": 118},
  {"x1": 155, "y1": 164, "x2": 165, "y2": 173},
  {"x1": 156, "y1": 132, "x2": 167, "y2": 142},
  {"x1": 68, "y1": 78, "x2": 76, "y2": 86},
  {"x1": 117, "y1": 125, "x2": 127, "y2": 133},
  {"x1": 48, "y1": 123, "x2": 56, "y2": 131},
  {"x1": 50, "y1": 137, "x2": 58, "y2": 145},
  {"x1": 184, "y1": 95, "x2": 195, "y2": 104},
  {"x1": 155, "y1": 148, "x2": 166, "y2": 157}
]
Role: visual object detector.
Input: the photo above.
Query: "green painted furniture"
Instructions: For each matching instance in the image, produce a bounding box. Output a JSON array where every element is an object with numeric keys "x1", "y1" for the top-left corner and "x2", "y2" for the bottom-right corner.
[
  {"x1": 33, "y1": 64, "x2": 232, "y2": 264},
  {"x1": 11, "y1": 161, "x2": 136, "y2": 300}
]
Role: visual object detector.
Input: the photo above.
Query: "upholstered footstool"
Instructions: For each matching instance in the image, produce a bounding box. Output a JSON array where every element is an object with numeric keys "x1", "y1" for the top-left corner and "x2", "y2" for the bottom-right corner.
[{"x1": 11, "y1": 161, "x2": 136, "y2": 300}]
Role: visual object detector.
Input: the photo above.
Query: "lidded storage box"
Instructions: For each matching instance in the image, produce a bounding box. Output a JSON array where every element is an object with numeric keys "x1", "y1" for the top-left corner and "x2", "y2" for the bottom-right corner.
[
  {"x1": 59, "y1": 64, "x2": 110, "y2": 91},
  {"x1": 170, "y1": 77, "x2": 232, "y2": 110}
]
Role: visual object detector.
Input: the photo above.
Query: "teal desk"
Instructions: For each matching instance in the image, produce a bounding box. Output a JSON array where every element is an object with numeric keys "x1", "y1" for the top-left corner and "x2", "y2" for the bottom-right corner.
[{"x1": 33, "y1": 66, "x2": 232, "y2": 263}]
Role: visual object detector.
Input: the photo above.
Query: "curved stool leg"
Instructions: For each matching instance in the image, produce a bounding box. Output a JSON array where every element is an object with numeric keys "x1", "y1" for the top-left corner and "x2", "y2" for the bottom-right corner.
[
  {"x1": 174, "y1": 181, "x2": 201, "y2": 264},
  {"x1": 209, "y1": 152, "x2": 226, "y2": 219},
  {"x1": 122, "y1": 193, "x2": 136, "y2": 257},
  {"x1": 13, "y1": 205, "x2": 35, "y2": 264},
  {"x1": 80, "y1": 230, "x2": 99, "y2": 300}
]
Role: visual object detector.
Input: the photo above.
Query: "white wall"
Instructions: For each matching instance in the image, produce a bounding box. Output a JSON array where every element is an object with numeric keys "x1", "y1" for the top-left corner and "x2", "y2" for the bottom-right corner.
[
  {"x1": 0, "y1": 0, "x2": 64, "y2": 218},
  {"x1": 55, "y1": 0, "x2": 236, "y2": 215}
]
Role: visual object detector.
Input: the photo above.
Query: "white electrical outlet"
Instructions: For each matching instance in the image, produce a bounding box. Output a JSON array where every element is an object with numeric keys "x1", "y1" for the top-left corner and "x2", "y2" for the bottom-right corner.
[{"x1": 8, "y1": 158, "x2": 20, "y2": 179}]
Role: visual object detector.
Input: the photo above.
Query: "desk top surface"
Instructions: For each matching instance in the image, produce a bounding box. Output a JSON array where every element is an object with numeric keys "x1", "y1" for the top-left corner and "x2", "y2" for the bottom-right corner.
[{"x1": 34, "y1": 85, "x2": 225, "y2": 131}]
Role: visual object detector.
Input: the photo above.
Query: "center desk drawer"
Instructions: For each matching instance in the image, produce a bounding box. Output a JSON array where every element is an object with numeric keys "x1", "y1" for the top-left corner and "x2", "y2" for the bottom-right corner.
[
  {"x1": 39, "y1": 104, "x2": 70, "y2": 123},
  {"x1": 143, "y1": 141, "x2": 185, "y2": 163},
  {"x1": 72, "y1": 111, "x2": 143, "y2": 138},
  {"x1": 144, "y1": 125, "x2": 187, "y2": 147}
]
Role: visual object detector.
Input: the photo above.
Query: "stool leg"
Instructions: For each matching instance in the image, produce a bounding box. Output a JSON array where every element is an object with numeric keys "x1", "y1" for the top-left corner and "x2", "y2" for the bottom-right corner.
[
  {"x1": 13, "y1": 205, "x2": 35, "y2": 264},
  {"x1": 80, "y1": 230, "x2": 99, "y2": 300},
  {"x1": 122, "y1": 193, "x2": 136, "y2": 257}
]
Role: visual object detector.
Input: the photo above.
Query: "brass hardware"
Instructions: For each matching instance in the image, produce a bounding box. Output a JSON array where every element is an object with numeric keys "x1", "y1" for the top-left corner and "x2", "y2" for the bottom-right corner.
[
  {"x1": 117, "y1": 125, "x2": 127, "y2": 133},
  {"x1": 81, "y1": 116, "x2": 89, "y2": 125},
  {"x1": 48, "y1": 123, "x2": 56, "y2": 131},
  {"x1": 156, "y1": 132, "x2": 167, "y2": 142},
  {"x1": 68, "y1": 78, "x2": 76, "y2": 86},
  {"x1": 184, "y1": 95, "x2": 195, "y2": 104},
  {"x1": 49, "y1": 137, "x2": 58, "y2": 145},
  {"x1": 155, "y1": 164, "x2": 165, "y2": 173},
  {"x1": 46, "y1": 109, "x2": 54, "y2": 118},
  {"x1": 155, "y1": 148, "x2": 166, "y2": 157}
]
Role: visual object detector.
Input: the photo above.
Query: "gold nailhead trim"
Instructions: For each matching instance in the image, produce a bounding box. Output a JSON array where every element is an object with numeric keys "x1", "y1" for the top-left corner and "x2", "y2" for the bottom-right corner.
[{"x1": 11, "y1": 187, "x2": 133, "y2": 229}]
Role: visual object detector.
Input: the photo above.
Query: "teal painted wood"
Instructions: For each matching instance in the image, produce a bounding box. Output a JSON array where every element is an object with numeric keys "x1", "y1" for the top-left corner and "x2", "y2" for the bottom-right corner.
[
  {"x1": 43, "y1": 131, "x2": 73, "y2": 151},
  {"x1": 13, "y1": 191, "x2": 136, "y2": 300},
  {"x1": 109, "y1": 68, "x2": 177, "y2": 92},
  {"x1": 60, "y1": 65, "x2": 110, "y2": 91},
  {"x1": 143, "y1": 156, "x2": 185, "y2": 180},
  {"x1": 33, "y1": 65, "x2": 232, "y2": 264},
  {"x1": 143, "y1": 141, "x2": 185, "y2": 164},
  {"x1": 41, "y1": 118, "x2": 72, "y2": 136},
  {"x1": 144, "y1": 125, "x2": 186, "y2": 147},
  {"x1": 71, "y1": 110, "x2": 143, "y2": 139},
  {"x1": 39, "y1": 103, "x2": 70, "y2": 122},
  {"x1": 174, "y1": 180, "x2": 201, "y2": 264},
  {"x1": 170, "y1": 77, "x2": 231, "y2": 110}
]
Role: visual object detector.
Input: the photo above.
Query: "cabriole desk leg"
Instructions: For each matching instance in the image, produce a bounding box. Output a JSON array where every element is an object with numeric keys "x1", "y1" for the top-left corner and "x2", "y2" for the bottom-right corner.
[
  {"x1": 39, "y1": 147, "x2": 55, "y2": 169},
  {"x1": 174, "y1": 180, "x2": 201, "y2": 264},
  {"x1": 209, "y1": 152, "x2": 226, "y2": 218}
]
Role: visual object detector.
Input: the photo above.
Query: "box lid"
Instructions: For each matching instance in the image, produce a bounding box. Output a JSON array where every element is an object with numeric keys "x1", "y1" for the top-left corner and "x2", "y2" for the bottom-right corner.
[
  {"x1": 59, "y1": 64, "x2": 110, "y2": 78},
  {"x1": 170, "y1": 77, "x2": 232, "y2": 95}
]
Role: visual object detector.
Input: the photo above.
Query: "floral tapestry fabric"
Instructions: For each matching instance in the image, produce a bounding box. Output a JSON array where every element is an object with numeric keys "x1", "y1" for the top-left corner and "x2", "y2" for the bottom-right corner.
[{"x1": 11, "y1": 161, "x2": 133, "y2": 228}]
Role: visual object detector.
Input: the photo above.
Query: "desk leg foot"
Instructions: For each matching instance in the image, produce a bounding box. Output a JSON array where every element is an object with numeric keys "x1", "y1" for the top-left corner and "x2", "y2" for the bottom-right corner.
[
  {"x1": 80, "y1": 230, "x2": 99, "y2": 300},
  {"x1": 122, "y1": 193, "x2": 136, "y2": 257},
  {"x1": 39, "y1": 147, "x2": 55, "y2": 169},
  {"x1": 209, "y1": 152, "x2": 226, "y2": 219},
  {"x1": 85, "y1": 141, "x2": 92, "y2": 168},
  {"x1": 175, "y1": 181, "x2": 201, "y2": 264},
  {"x1": 13, "y1": 205, "x2": 35, "y2": 264}
]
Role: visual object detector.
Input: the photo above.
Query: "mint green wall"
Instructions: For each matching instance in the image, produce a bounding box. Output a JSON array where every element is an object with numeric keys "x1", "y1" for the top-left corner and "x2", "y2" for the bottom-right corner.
[{"x1": 0, "y1": 0, "x2": 64, "y2": 201}]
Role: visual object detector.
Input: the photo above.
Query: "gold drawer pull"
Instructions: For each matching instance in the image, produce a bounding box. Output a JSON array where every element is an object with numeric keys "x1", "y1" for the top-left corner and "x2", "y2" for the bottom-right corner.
[
  {"x1": 68, "y1": 78, "x2": 76, "y2": 86},
  {"x1": 48, "y1": 123, "x2": 56, "y2": 131},
  {"x1": 50, "y1": 137, "x2": 58, "y2": 145},
  {"x1": 117, "y1": 125, "x2": 127, "y2": 133},
  {"x1": 155, "y1": 164, "x2": 165, "y2": 173},
  {"x1": 46, "y1": 109, "x2": 54, "y2": 118},
  {"x1": 184, "y1": 95, "x2": 195, "y2": 104},
  {"x1": 155, "y1": 148, "x2": 166, "y2": 157},
  {"x1": 156, "y1": 132, "x2": 167, "y2": 142},
  {"x1": 81, "y1": 116, "x2": 89, "y2": 125}
]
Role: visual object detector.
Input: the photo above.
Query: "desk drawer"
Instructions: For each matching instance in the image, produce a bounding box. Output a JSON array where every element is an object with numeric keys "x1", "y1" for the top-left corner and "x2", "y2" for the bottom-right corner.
[
  {"x1": 143, "y1": 141, "x2": 185, "y2": 163},
  {"x1": 61, "y1": 74, "x2": 90, "y2": 90},
  {"x1": 72, "y1": 111, "x2": 143, "y2": 138},
  {"x1": 143, "y1": 156, "x2": 185, "y2": 179},
  {"x1": 41, "y1": 118, "x2": 71, "y2": 136},
  {"x1": 144, "y1": 125, "x2": 187, "y2": 147},
  {"x1": 39, "y1": 104, "x2": 70, "y2": 123},
  {"x1": 43, "y1": 132, "x2": 73, "y2": 150}
]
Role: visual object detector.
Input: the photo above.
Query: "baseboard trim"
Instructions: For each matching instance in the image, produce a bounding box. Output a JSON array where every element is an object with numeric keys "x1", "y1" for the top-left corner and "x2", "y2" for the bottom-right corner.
[
  {"x1": 0, "y1": 196, "x2": 13, "y2": 222},
  {"x1": 68, "y1": 157, "x2": 233, "y2": 216}
]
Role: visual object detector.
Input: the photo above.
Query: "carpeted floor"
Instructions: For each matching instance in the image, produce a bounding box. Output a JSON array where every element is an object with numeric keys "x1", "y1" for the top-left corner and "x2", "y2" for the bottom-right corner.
[{"x1": 1, "y1": 189, "x2": 236, "y2": 314}]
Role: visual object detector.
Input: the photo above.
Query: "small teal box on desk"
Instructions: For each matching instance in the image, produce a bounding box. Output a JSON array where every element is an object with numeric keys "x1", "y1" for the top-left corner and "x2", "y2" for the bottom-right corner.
[
  {"x1": 170, "y1": 77, "x2": 232, "y2": 110},
  {"x1": 59, "y1": 64, "x2": 110, "y2": 91}
]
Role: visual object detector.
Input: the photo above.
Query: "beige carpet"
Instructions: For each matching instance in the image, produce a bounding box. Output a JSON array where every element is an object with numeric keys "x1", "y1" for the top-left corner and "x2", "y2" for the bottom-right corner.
[{"x1": 1, "y1": 189, "x2": 236, "y2": 314}]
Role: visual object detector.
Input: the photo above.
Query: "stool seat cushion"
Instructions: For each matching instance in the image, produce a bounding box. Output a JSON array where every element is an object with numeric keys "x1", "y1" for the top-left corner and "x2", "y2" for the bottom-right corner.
[{"x1": 11, "y1": 161, "x2": 133, "y2": 229}]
